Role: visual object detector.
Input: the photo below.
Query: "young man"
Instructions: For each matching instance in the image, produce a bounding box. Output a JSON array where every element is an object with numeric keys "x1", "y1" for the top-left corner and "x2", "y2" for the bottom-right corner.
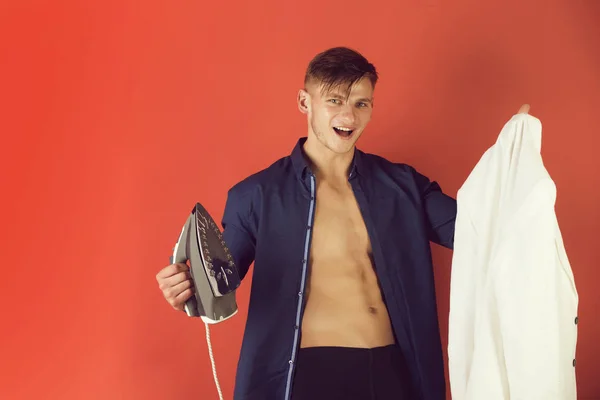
[{"x1": 156, "y1": 47, "x2": 528, "y2": 400}]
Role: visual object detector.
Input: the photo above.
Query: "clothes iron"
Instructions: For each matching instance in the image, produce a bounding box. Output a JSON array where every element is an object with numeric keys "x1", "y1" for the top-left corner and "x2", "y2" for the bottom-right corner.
[
  {"x1": 169, "y1": 202, "x2": 242, "y2": 400},
  {"x1": 170, "y1": 202, "x2": 242, "y2": 323}
]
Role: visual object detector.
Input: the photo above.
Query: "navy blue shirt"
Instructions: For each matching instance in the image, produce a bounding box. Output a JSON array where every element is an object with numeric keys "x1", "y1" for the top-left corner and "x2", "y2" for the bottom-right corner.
[{"x1": 221, "y1": 137, "x2": 457, "y2": 400}]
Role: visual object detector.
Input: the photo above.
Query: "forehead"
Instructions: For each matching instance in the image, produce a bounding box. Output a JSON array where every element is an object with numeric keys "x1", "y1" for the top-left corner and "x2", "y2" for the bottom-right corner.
[{"x1": 314, "y1": 78, "x2": 374, "y2": 99}]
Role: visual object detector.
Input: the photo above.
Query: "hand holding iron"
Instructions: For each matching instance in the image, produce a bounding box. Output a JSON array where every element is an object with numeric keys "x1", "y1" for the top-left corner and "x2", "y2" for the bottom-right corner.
[{"x1": 156, "y1": 262, "x2": 194, "y2": 311}]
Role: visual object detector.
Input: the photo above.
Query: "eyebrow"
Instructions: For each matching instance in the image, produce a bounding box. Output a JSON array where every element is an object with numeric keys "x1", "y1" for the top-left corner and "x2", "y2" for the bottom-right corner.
[{"x1": 328, "y1": 93, "x2": 373, "y2": 103}]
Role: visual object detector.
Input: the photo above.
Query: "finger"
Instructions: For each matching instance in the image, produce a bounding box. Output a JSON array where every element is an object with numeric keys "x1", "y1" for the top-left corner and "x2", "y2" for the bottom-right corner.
[
  {"x1": 156, "y1": 262, "x2": 188, "y2": 280},
  {"x1": 172, "y1": 287, "x2": 194, "y2": 310},
  {"x1": 518, "y1": 104, "x2": 530, "y2": 114},
  {"x1": 160, "y1": 270, "x2": 191, "y2": 289},
  {"x1": 165, "y1": 278, "x2": 193, "y2": 303}
]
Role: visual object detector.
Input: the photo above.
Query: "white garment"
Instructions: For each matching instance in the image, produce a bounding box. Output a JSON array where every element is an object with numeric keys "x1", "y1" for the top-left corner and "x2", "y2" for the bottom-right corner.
[{"x1": 448, "y1": 113, "x2": 579, "y2": 400}]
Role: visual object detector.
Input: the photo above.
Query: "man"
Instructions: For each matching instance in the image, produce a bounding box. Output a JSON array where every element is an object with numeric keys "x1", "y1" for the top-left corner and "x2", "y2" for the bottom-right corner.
[{"x1": 156, "y1": 46, "x2": 530, "y2": 400}]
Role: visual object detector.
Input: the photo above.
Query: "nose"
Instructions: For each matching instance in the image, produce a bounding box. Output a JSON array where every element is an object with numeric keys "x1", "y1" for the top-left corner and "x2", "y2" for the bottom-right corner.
[{"x1": 338, "y1": 103, "x2": 357, "y2": 124}]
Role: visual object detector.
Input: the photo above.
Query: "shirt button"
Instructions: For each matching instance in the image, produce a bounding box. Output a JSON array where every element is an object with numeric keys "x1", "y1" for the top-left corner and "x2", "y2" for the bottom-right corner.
[
  {"x1": 294, "y1": 325, "x2": 299, "y2": 330},
  {"x1": 298, "y1": 291, "x2": 302, "y2": 296},
  {"x1": 572, "y1": 359, "x2": 576, "y2": 367},
  {"x1": 574, "y1": 316, "x2": 578, "y2": 324},
  {"x1": 289, "y1": 360, "x2": 293, "y2": 365}
]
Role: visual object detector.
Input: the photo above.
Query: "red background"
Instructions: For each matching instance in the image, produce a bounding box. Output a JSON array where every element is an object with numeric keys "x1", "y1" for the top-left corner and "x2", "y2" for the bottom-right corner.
[{"x1": 1, "y1": 0, "x2": 599, "y2": 399}]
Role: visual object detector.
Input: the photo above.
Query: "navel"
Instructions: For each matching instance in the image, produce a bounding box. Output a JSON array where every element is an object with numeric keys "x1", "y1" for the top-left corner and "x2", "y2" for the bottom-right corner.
[{"x1": 368, "y1": 306, "x2": 378, "y2": 314}]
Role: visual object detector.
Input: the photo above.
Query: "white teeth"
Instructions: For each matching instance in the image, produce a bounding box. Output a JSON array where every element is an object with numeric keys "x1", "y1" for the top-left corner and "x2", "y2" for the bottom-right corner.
[{"x1": 335, "y1": 127, "x2": 352, "y2": 132}]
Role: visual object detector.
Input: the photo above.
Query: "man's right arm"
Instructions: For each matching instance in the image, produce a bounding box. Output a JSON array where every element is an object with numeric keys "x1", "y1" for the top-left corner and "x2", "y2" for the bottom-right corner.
[{"x1": 220, "y1": 185, "x2": 257, "y2": 281}]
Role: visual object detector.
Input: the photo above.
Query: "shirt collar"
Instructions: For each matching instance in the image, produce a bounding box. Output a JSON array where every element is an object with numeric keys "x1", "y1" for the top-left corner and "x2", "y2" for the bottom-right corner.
[{"x1": 290, "y1": 137, "x2": 364, "y2": 182}]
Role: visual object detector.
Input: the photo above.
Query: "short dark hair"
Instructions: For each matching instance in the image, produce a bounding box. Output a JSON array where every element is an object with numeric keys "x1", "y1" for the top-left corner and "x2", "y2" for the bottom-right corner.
[{"x1": 304, "y1": 47, "x2": 378, "y2": 96}]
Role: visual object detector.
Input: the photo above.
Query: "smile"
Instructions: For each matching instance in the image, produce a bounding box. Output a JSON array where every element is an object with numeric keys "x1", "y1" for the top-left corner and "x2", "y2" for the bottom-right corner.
[{"x1": 333, "y1": 126, "x2": 354, "y2": 138}]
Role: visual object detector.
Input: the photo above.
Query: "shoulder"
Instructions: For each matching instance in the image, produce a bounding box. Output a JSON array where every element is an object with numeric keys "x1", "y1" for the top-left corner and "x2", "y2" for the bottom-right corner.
[
  {"x1": 360, "y1": 150, "x2": 431, "y2": 186},
  {"x1": 222, "y1": 155, "x2": 294, "y2": 227},
  {"x1": 227, "y1": 154, "x2": 294, "y2": 199}
]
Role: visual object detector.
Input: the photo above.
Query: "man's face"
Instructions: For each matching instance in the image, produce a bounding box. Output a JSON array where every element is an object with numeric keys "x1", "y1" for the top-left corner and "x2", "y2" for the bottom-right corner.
[{"x1": 298, "y1": 77, "x2": 374, "y2": 155}]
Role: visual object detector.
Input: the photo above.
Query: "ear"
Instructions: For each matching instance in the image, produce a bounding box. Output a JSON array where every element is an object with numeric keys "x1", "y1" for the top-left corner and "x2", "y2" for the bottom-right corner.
[{"x1": 297, "y1": 88, "x2": 310, "y2": 114}]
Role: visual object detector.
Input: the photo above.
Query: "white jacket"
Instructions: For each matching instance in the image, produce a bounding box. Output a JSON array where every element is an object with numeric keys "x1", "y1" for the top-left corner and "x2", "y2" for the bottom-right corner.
[{"x1": 448, "y1": 113, "x2": 579, "y2": 400}]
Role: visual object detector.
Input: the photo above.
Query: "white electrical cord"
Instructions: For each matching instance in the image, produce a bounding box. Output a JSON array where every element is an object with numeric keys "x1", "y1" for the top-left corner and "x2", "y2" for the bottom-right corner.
[{"x1": 205, "y1": 321, "x2": 224, "y2": 400}]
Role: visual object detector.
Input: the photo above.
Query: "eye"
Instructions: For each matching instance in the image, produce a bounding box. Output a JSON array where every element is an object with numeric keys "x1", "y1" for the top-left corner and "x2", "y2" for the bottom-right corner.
[
  {"x1": 357, "y1": 102, "x2": 367, "y2": 108},
  {"x1": 328, "y1": 99, "x2": 341, "y2": 104}
]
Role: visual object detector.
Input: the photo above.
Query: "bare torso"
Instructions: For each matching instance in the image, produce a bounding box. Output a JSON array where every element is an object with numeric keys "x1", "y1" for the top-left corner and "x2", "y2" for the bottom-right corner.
[{"x1": 300, "y1": 177, "x2": 395, "y2": 349}]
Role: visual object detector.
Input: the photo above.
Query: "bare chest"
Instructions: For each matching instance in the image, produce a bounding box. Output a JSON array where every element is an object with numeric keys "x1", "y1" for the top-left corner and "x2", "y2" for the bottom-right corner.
[{"x1": 309, "y1": 181, "x2": 372, "y2": 262}]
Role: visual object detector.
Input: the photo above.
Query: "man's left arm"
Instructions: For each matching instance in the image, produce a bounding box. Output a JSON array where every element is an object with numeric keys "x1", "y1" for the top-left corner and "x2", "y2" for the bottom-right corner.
[{"x1": 413, "y1": 169, "x2": 457, "y2": 250}]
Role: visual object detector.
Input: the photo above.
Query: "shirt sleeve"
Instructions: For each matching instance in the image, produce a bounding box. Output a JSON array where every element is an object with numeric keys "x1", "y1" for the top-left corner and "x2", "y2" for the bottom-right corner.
[
  {"x1": 221, "y1": 186, "x2": 257, "y2": 281},
  {"x1": 413, "y1": 168, "x2": 457, "y2": 250}
]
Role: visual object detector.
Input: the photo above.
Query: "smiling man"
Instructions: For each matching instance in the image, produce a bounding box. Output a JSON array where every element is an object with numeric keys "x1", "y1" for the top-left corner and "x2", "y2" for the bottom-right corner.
[{"x1": 156, "y1": 46, "x2": 528, "y2": 400}]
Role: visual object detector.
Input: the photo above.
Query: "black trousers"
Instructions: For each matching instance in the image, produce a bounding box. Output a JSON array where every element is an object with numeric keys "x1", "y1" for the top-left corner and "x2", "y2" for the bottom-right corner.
[{"x1": 290, "y1": 344, "x2": 414, "y2": 400}]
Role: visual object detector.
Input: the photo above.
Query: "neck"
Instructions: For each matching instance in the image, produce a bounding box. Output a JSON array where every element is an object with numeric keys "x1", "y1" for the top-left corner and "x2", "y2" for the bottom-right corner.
[{"x1": 302, "y1": 135, "x2": 354, "y2": 182}]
